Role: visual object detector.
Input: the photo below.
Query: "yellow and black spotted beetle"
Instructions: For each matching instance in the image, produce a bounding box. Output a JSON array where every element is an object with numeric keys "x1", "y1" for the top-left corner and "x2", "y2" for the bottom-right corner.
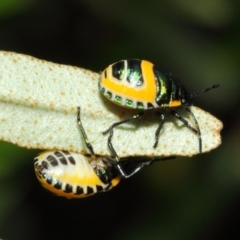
[
  {"x1": 99, "y1": 59, "x2": 219, "y2": 156},
  {"x1": 34, "y1": 107, "x2": 162, "y2": 198}
]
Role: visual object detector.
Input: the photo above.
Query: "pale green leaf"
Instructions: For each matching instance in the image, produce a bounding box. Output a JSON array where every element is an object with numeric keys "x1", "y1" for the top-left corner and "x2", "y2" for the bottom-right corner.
[{"x1": 0, "y1": 51, "x2": 223, "y2": 157}]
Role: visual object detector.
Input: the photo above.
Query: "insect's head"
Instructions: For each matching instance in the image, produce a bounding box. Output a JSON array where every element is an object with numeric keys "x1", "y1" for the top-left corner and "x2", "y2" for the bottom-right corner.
[{"x1": 179, "y1": 85, "x2": 192, "y2": 106}]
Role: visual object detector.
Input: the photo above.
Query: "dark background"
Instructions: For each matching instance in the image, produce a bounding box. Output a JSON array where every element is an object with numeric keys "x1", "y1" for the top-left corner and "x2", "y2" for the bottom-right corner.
[{"x1": 0, "y1": 0, "x2": 239, "y2": 239}]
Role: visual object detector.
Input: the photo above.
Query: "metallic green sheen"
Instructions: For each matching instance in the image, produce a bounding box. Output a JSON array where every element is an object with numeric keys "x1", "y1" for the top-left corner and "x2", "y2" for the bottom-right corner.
[
  {"x1": 125, "y1": 99, "x2": 133, "y2": 108},
  {"x1": 105, "y1": 91, "x2": 112, "y2": 99},
  {"x1": 114, "y1": 96, "x2": 122, "y2": 104}
]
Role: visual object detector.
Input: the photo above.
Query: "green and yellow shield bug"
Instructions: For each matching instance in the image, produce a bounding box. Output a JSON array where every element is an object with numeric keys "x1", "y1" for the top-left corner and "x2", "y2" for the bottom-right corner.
[{"x1": 99, "y1": 59, "x2": 219, "y2": 156}]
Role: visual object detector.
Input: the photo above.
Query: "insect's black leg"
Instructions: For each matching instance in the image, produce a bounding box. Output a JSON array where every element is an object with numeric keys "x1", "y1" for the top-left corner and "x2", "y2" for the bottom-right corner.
[
  {"x1": 115, "y1": 159, "x2": 156, "y2": 178},
  {"x1": 153, "y1": 112, "x2": 165, "y2": 148},
  {"x1": 104, "y1": 111, "x2": 144, "y2": 159},
  {"x1": 105, "y1": 129, "x2": 132, "y2": 178},
  {"x1": 103, "y1": 111, "x2": 144, "y2": 171},
  {"x1": 103, "y1": 111, "x2": 144, "y2": 135},
  {"x1": 165, "y1": 107, "x2": 202, "y2": 153},
  {"x1": 107, "y1": 128, "x2": 119, "y2": 161},
  {"x1": 185, "y1": 107, "x2": 202, "y2": 153},
  {"x1": 77, "y1": 107, "x2": 95, "y2": 155},
  {"x1": 114, "y1": 155, "x2": 177, "y2": 178},
  {"x1": 106, "y1": 124, "x2": 156, "y2": 178}
]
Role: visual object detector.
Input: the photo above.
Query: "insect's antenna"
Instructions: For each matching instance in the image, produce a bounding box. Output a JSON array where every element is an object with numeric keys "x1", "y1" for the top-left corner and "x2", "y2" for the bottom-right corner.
[
  {"x1": 77, "y1": 107, "x2": 95, "y2": 155},
  {"x1": 190, "y1": 84, "x2": 220, "y2": 98}
]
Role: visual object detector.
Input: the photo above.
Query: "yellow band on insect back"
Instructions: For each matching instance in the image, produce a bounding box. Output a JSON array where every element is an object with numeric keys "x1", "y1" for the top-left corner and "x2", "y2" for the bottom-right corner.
[{"x1": 102, "y1": 60, "x2": 157, "y2": 104}]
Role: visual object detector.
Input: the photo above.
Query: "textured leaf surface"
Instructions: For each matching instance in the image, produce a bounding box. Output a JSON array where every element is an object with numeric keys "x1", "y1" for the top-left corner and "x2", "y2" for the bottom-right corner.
[{"x1": 0, "y1": 51, "x2": 223, "y2": 157}]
